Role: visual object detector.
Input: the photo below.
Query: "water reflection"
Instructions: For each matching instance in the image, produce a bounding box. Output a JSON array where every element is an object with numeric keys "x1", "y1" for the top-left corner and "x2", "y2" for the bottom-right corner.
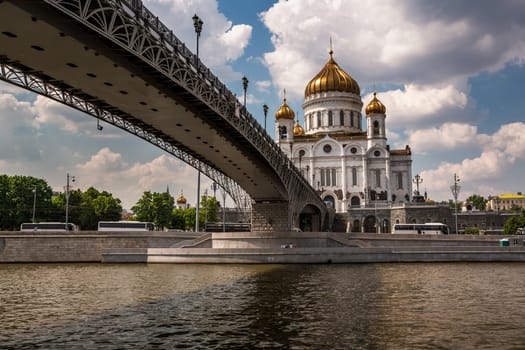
[{"x1": 1, "y1": 263, "x2": 525, "y2": 349}]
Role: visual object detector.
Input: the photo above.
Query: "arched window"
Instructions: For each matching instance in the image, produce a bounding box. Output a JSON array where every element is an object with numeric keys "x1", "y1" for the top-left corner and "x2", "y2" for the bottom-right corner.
[
  {"x1": 350, "y1": 111, "x2": 354, "y2": 127},
  {"x1": 324, "y1": 195, "x2": 335, "y2": 208},
  {"x1": 328, "y1": 110, "x2": 333, "y2": 126},
  {"x1": 340, "y1": 110, "x2": 344, "y2": 126},
  {"x1": 278, "y1": 125, "x2": 287, "y2": 139},
  {"x1": 317, "y1": 112, "x2": 321, "y2": 128},
  {"x1": 373, "y1": 120, "x2": 380, "y2": 136}
]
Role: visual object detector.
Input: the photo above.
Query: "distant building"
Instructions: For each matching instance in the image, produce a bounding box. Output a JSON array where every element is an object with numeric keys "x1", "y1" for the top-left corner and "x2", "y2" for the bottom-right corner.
[{"x1": 487, "y1": 193, "x2": 525, "y2": 212}]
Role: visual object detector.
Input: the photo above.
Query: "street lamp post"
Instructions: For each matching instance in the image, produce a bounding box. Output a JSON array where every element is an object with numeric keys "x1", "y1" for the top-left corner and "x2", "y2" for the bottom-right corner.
[
  {"x1": 413, "y1": 174, "x2": 423, "y2": 196},
  {"x1": 192, "y1": 14, "x2": 203, "y2": 59},
  {"x1": 211, "y1": 182, "x2": 218, "y2": 198},
  {"x1": 242, "y1": 76, "x2": 248, "y2": 108},
  {"x1": 32, "y1": 186, "x2": 37, "y2": 223},
  {"x1": 192, "y1": 14, "x2": 203, "y2": 233},
  {"x1": 450, "y1": 173, "x2": 461, "y2": 234},
  {"x1": 221, "y1": 187, "x2": 226, "y2": 232},
  {"x1": 263, "y1": 103, "x2": 268, "y2": 131},
  {"x1": 65, "y1": 173, "x2": 75, "y2": 226}
]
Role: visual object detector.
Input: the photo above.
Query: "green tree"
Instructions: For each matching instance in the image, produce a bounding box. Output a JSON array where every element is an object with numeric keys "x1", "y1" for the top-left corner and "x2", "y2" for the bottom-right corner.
[
  {"x1": 132, "y1": 191, "x2": 174, "y2": 230},
  {"x1": 152, "y1": 192, "x2": 174, "y2": 230},
  {"x1": 184, "y1": 207, "x2": 196, "y2": 231},
  {"x1": 171, "y1": 208, "x2": 186, "y2": 230},
  {"x1": 0, "y1": 175, "x2": 54, "y2": 230},
  {"x1": 465, "y1": 194, "x2": 486, "y2": 211},
  {"x1": 503, "y1": 211, "x2": 525, "y2": 234},
  {"x1": 200, "y1": 196, "x2": 220, "y2": 227},
  {"x1": 77, "y1": 187, "x2": 122, "y2": 230}
]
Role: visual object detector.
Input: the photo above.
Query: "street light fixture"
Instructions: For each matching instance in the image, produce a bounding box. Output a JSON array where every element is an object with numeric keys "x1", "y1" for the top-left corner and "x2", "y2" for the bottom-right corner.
[
  {"x1": 65, "y1": 173, "x2": 75, "y2": 226},
  {"x1": 192, "y1": 14, "x2": 203, "y2": 233},
  {"x1": 450, "y1": 173, "x2": 461, "y2": 234},
  {"x1": 413, "y1": 174, "x2": 423, "y2": 196},
  {"x1": 242, "y1": 76, "x2": 248, "y2": 107},
  {"x1": 192, "y1": 14, "x2": 203, "y2": 59},
  {"x1": 263, "y1": 103, "x2": 268, "y2": 131},
  {"x1": 32, "y1": 186, "x2": 37, "y2": 223}
]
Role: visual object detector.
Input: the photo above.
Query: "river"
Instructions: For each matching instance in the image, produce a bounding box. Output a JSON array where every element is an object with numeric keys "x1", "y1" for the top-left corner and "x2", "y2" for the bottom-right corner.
[{"x1": 1, "y1": 262, "x2": 524, "y2": 349}]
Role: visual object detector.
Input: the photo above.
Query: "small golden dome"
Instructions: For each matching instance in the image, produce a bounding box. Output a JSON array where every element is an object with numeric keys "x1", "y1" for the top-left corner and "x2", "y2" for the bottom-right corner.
[
  {"x1": 275, "y1": 97, "x2": 295, "y2": 120},
  {"x1": 176, "y1": 191, "x2": 187, "y2": 204},
  {"x1": 293, "y1": 121, "x2": 305, "y2": 136},
  {"x1": 305, "y1": 50, "x2": 360, "y2": 97},
  {"x1": 365, "y1": 92, "x2": 386, "y2": 115}
]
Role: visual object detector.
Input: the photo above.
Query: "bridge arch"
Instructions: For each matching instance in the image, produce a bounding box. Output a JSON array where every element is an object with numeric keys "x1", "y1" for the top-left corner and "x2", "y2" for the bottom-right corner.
[{"x1": 0, "y1": 0, "x2": 327, "y2": 231}]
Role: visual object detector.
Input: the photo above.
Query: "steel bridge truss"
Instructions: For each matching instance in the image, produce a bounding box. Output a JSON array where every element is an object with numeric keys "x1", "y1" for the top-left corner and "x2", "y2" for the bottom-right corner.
[
  {"x1": 2, "y1": 0, "x2": 327, "y2": 224},
  {"x1": 0, "y1": 58, "x2": 249, "y2": 211}
]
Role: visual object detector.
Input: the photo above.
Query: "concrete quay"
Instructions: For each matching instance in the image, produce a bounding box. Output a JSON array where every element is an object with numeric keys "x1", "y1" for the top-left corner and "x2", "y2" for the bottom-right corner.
[{"x1": 2, "y1": 231, "x2": 525, "y2": 264}]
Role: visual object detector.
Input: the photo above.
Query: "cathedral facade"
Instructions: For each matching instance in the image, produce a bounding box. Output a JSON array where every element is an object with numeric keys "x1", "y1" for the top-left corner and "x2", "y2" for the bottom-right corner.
[{"x1": 275, "y1": 50, "x2": 413, "y2": 219}]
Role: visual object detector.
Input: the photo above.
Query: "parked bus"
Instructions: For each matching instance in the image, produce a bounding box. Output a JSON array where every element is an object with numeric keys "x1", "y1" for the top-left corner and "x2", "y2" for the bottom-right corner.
[
  {"x1": 20, "y1": 222, "x2": 77, "y2": 232},
  {"x1": 392, "y1": 223, "x2": 449, "y2": 235},
  {"x1": 97, "y1": 221, "x2": 155, "y2": 231}
]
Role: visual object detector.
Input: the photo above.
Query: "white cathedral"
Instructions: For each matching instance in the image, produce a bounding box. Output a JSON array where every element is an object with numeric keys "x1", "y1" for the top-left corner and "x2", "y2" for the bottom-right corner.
[{"x1": 274, "y1": 50, "x2": 413, "y2": 214}]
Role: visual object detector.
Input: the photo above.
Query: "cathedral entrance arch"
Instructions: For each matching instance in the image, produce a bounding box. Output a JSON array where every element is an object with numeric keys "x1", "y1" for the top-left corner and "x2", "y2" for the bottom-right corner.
[
  {"x1": 298, "y1": 204, "x2": 322, "y2": 232},
  {"x1": 363, "y1": 216, "x2": 377, "y2": 233}
]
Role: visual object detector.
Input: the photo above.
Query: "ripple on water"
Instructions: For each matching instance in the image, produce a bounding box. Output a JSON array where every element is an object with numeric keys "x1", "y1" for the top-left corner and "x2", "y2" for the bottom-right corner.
[{"x1": 1, "y1": 263, "x2": 525, "y2": 349}]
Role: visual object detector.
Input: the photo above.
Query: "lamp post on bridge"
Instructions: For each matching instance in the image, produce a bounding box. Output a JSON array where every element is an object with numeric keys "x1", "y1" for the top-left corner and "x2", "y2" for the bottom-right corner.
[
  {"x1": 192, "y1": 14, "x2": 203, "y2": 233},
  {"x1": 263, "y1": 103, "x2": 268, "y2": 132},
  {"x1": 192, "y1": 14, "x2": 203, "y2": 59},
  {"x1": 242, "y1": 76, "x2": 248, "y2": 108}
]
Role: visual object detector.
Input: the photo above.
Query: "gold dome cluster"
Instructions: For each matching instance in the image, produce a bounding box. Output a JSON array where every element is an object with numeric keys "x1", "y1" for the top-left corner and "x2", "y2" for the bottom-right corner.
[
  {"x1": 275, "y1": 97, "x2": 295, "y2": 120},
  {"x1": 176, "y1": 191, "x2": 187, "y2": 205},
  {"x1": 304, "y1": 51, "x2": 360, "y2": 97},
  {"x1": 293, "y1": 121, "x2": 305, "y2": 136},
  {"x1": 365, "y1": 92, "x2": 386, "y2": 115}
]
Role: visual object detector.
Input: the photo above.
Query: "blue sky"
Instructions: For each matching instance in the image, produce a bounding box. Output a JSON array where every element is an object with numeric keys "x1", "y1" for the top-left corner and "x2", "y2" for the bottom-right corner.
[{"x1": 1, "y1": 0, "x2": 525, "y2": 209}]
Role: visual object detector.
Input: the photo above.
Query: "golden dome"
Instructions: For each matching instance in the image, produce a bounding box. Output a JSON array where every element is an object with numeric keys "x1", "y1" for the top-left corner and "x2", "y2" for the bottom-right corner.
[
  {"x1": 305, "y1": 51, "x2": 360, "y2": 97},
  {"x1": 293, "y1": 121, "x2": 305, "y2": 136},
  {"x1": 365, "y1": 92, "x2": 386, "y2": 115},
  {"x1": 275, "y1": 96, "x2": 295, "y2": 120},
  {"x1": 176, "y1": 191, "x2": 187, "y2": 204}
]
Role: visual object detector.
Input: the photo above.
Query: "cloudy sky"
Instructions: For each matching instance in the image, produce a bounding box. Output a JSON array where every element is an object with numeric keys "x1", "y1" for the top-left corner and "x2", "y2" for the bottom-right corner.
[{"x1": 1, "y1": 0, "x2": 525, "y2": 209}]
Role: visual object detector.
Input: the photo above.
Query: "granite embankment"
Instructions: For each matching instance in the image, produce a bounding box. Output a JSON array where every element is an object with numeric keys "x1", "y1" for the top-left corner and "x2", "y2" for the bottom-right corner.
[{"x1": 1, "y1": 231, "x2": 525, "y2": 264}]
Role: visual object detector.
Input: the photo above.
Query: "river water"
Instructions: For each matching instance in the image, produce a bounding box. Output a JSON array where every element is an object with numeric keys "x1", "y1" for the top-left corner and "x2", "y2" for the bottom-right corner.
[{"x1": 1, "y1": 262, "x2": 524, "y2": 349}]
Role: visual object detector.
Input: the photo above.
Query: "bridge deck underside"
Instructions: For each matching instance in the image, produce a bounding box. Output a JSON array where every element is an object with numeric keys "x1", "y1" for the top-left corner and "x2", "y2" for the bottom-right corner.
[{"x1": 0, "y1": 1, "x2": 287, "y2": 201}]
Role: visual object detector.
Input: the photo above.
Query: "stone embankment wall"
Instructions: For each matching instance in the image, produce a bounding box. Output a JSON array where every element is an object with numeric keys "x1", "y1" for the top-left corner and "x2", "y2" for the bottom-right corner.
[{"x1": 0, "y1": 231, "x2": 188, "y2": 263}]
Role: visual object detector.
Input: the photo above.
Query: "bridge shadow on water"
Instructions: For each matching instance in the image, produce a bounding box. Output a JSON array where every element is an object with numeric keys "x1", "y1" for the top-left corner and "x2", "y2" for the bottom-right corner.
[
  {"x1": 1, "y1": 263, "x2": 387, "y2": 349},
  {"x1": 4, "y1": 262, "x2": 525, "y2": 349}
]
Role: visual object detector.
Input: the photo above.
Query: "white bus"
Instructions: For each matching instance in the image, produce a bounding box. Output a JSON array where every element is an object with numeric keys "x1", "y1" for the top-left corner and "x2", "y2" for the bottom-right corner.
[
  {"x1": 97, "y1": 221, "x2": 155, "y2": 231},
  {"x1": 20, "y1": 222, "x2": 77, "y2": 232},
  {"x1": 393, "y1": 223, "x2": 449, "y2": 235}
]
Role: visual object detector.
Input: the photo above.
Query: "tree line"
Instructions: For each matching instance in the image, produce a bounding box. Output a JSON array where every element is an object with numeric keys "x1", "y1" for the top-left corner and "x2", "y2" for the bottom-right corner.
[{"x1": 0, "y1": 174, "x2": 220, "y2": 231}]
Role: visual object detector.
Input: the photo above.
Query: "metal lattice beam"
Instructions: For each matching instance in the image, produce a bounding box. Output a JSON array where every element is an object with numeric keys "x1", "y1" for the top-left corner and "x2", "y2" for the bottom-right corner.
[
  {"x1": 3, "y1": 0, "x2": 327, "y2": 224},
  {"x1": 0, "y1": 57, "x2": 251, "y2": 211}
]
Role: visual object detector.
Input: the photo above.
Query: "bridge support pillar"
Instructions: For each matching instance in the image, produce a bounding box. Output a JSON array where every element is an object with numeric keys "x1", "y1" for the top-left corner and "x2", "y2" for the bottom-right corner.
[{"x1": 251, "y1": 201, "x2": 290, "y2": 232}]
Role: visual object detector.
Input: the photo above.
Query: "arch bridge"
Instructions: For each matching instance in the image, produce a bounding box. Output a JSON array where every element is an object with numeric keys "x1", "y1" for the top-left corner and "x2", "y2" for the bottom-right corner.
[{"x1": 0, "y1": 0, "x2": 327, "y2": 231}]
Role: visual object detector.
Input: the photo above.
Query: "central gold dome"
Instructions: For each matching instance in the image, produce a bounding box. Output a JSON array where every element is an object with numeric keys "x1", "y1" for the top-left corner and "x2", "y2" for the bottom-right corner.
[{"x1": 304, "y1": 51, "x2": 360, "y2": 97}]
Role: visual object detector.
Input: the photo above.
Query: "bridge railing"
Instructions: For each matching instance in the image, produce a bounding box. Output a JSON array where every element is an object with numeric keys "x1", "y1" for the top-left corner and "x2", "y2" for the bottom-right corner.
[{"x1": 63, "y1": 0, "x2": 321, "y2": 209}]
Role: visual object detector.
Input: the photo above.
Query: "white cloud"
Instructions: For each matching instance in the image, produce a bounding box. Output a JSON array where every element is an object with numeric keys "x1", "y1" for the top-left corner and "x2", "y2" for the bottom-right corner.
[
  {"x1": 261, "y1": 0, "x2": 525, "y2": 102},
  {"x1": 73, "y1": 148, "x2": 211, "y2": 209},
  {"x1": 367, "y1": 85, "x2": 468, "y2": 127},
  {"x1": 143, "y1": 0, "x2": 252, "y2": 81},
  {"x1": 419, "y1": 122, "x2": 525, "y2": 201},
  {"x1": 407, "y1": 123, "x2": 478, "y2": 154}
]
